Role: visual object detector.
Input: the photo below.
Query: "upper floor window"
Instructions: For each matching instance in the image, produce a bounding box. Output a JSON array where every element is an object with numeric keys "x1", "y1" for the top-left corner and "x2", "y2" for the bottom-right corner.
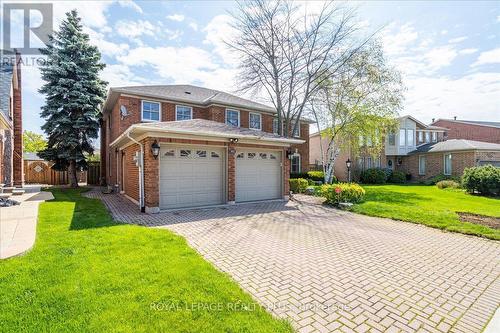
[
  {"x1": 176, "y1": 105, "x2": 192, "y2": 121},
  {"x1": 388, "y1": 132, "x2": 396, "y2": 146},
  {"x1": 399, "y1": 129, "x2": 406, "y2": 147},
  {"x1": 273, "y1": 118, "x2": 279, "y2": 134},
  {"x1": 418, "y1": 131, "x2": 423, "y2": 143},
  {"x1": 293, "y1": 121, "x2": 300, "y2": 138},
  {"x1": 141, "y1": 101, "x2": 160, "y2": 121},
  {"x1": 407, "y1": 129, "x2": 414, "y2": 146},
  {"x1": 249, "y1": 112, "x2": 261, "y2": 130},
  {"x1": 425, "y1": 131, "x2": 430, "y2": 143},
  {"x1": 432, "y1": 132, "x2": 437, "y2": 142},
  {"x1": 226, "y1": 109, "x2": 240, "y2": 127}
]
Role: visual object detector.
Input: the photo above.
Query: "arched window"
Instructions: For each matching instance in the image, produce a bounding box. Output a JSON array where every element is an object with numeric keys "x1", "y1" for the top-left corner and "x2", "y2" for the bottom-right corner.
[{"x1": 291, "y1": 154, "x2": 301, "y2": 173}]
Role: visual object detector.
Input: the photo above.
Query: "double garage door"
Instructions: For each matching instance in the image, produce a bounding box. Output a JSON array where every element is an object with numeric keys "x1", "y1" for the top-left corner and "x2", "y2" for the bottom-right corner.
[{"x1": 159, "y1": 145, "x2": 282, "y2": 210}]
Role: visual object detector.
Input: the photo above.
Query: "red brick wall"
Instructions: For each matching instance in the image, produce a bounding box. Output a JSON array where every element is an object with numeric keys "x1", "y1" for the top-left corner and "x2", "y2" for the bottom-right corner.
[
  {"x1": 475, "y1": 151, "x2": 500, "y2": 164},
  {"x1": 400, "y1": 151, "x2": 476, "y2": 181},
  {"x1": 122, "y1": 143, "x2": 139, "y2": 202},
  {"x1": 12, "y1": 53, "x2": 23, "y2": 187},
  {"x1": 432, "y1": 120, "x2": 500, "y2": 144},
  {"x1": 142, "y1": 137, "x2": 159, "y2": 208}
]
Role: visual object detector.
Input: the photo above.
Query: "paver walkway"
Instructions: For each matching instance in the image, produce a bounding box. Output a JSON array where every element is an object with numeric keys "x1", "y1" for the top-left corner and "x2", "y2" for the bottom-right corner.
[
  {"x1": 87, "y1": 189, "x2": 500, "y2": 333},
  {"x1": 0, "y1": 191, "x2": 54, "y2": 259}
]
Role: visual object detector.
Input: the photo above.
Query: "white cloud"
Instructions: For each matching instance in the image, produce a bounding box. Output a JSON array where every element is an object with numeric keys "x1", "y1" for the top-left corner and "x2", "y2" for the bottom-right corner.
[
  {"x1": 84, "y1": 27, "x2": 129, "y2": 57},
  {"x1": 381, "y1": 23, "x2": 419, "y2": 56},
  {"x1": 189, "y1": 22, "x2": 199, "y2": 31},
  {"x1": 448, "y1": 36, "x2": 468, "y2": 43},
  {"x1": 203, "y1": 15, "x2": 239, "y2": 66},
  {"x1": 497, "y1": 15, "x2": 500, "y2": 22},
  {"x1": 117, "y1": 1, "x2": 143, "y2": 14},
  {"x1": 472, "y1": 47, "x2": 500, "y2": 66},
  {"x1": 440, "y1": 30, "x2": 448, "y2": 35},
  {"x1": 423, "y1": 46, "x2": 458, "y2": 71},
  {"x1": 458, "y1": 48, "x2": 478, "y2": 55},
  {"x1": 167, "y1": 14, "x2": 185, "y2": 22},
  {"x1": 101, "y1": 64, "x2": 146, "y2": 87},
  {"x1": 115, "y1": 19, "x2": 158, "y2": 40},
  {"x1": 52, "y1": 1, "x2": 113, "y2": 29},
  {"x1": 404, "y1": 73, "x2": 500, "y2": 122}
]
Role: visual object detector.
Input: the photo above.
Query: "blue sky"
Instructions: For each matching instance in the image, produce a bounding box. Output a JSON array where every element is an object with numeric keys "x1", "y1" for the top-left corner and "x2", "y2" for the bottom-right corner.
[{"x1": 7, "y1": 0, "x2": 500, "y2": 135}]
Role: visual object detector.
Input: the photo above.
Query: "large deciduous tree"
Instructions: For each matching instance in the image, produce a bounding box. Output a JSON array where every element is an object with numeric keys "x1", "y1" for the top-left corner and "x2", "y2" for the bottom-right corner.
[
  {"x1": 229, "y1": 0, "x2": 362, "y2": 137},
  {"x1": 38, "y1": 10, "x2": 107, "y2": 187},
  {"x1": 23, "y1": 130, "x2": 47, "y2": 152},
  {"x1": 310, "y1": 41, "x2": 404, "y2": 183}
]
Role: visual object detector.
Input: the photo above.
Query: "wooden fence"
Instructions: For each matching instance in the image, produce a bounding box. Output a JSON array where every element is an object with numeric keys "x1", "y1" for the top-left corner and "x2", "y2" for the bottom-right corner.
[{"x1": 24, "y1": 160, "x2": 100, "y2": 185}]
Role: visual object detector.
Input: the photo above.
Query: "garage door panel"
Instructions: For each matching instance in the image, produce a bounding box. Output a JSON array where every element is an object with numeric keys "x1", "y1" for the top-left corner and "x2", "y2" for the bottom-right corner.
[
  {"x1": 160, "y1": 146, "x2": 224, "y2": 209},
  {"x1": 236, "y1": 150, "x2": 282, "y2": 202}
]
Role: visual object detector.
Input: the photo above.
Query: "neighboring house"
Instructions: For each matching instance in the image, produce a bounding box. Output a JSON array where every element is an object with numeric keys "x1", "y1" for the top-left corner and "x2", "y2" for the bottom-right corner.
[
  {"x1": 309, "y1": 115, "x2": 500, "y2": 182},
  {"x1": 100, "y1": 85, "x2": 310, "y2": 212},
  {"x1": 0, "y1": 50, "x2": 23, "y2": 187},
  {"x1": 431, "y1": 118, "x2": 500, "y2": 144}
]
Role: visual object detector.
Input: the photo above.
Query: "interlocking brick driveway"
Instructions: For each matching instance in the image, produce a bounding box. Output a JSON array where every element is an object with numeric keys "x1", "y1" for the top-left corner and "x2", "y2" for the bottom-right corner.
[{"x1": 87, "y1": 189, "x2": 500, "y2": 333}]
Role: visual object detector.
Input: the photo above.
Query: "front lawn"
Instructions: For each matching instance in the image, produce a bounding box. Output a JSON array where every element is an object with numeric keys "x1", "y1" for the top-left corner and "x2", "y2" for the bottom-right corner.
[
  {"x1": 351, "y1": 185, "x2": 500, "y2": 240},
  {"x1": 0, "y1": 189, "x2": 292, "y2": 332}
]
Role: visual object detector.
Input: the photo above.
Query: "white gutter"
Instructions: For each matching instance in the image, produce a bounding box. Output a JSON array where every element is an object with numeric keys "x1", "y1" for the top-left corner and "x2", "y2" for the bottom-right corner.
[{"x1": 126, "y1": 130, "x2": 145, "y2": 213}]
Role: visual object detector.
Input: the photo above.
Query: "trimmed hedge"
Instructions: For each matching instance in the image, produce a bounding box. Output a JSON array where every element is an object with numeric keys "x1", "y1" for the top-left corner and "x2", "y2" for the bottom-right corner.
[
  {"x1": 462, "y1": 165, "x2": 500, "y2": 196},
  {"x1": 436, "y1": 180, "x2": 460, "y2": 189},
  {"x1": 289, "y1": 178, "x2": 308, "y2": 193},
  {"x1": 320, "y1": 183, "x2": 365, "y2": 205},
  {"x1": 389, "y1": 171, "x2": 406, "y2": 183},
  {"x1": 307, "y1": 171, "x2": 324, "y2": 181},
  {"x1": 360, "y1": 168, "x2": 387, "y2": 184}
]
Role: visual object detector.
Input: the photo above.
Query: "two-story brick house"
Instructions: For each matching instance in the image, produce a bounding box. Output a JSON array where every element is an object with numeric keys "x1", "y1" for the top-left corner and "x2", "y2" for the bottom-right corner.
[
  {"x1": 310, "y1": 115, "x2": 500, "y2": 182},
  {"x1": 0, "y1": 50, "x2": 23, "y2": 187},
  {"x1": 101, "y1": 85, "x2": 310, "y2": 212},
  {"x1": 431, "y1": 118, "x2": 500, "y2": 144}
]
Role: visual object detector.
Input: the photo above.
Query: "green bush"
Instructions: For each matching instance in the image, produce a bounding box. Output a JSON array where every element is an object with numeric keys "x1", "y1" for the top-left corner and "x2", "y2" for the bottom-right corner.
[
  {"x1": 289, "y1": 178, "x2": 308, "y2": 193},
  {"x1": 462, "y1": 165, "x2": 500, "y2": 196},
  {"x1": 320, "y1": 183, "x2": 366, "y2": 205},
  {"x1": 307, "y1": 171, "x2": 324, "y2": 182},
  {"x1": 290, "y1": 173, "x2": 309, "y2": 179},
  {"x1": 424, "y1": 174, "x2": 461, "y2": 185},
  {"x1": 360, "y1": 168, "x2": 387, "y2": 184},
  {"x1": 389, "y1": 171, "x2": 406, "y2": 183},
  {"x1": 436, "y1": 180, "x2": 460, "y2": 189}
]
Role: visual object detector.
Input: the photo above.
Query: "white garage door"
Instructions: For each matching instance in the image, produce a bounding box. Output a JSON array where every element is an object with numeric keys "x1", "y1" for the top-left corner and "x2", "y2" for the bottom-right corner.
[
  {"x1": 236, "y1": 150, "x2": 282, "y2": 202},
  {"x1": 159, "y1": 146, "x2": 224, "y2": 209}
]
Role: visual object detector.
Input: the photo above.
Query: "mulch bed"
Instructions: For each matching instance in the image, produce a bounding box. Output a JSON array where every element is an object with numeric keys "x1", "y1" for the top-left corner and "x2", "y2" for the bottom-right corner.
[{"x1": 458, "y1": 212, "x2": 500, "y2": 230}]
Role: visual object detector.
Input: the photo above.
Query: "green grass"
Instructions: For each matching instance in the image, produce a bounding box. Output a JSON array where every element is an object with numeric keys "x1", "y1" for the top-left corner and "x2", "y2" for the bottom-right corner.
[
  {"x1": 0, "y1": 188, "x2": 293, "y2": 333},
  {"x1": 351, "y1": 185, "x2": 500, "y2": 240}
]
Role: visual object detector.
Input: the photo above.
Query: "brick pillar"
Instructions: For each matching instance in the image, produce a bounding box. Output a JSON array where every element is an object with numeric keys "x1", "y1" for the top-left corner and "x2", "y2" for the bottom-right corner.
[
  {"x1": 284, "y1": 149, "x2": 290, "y2": 198},
  {"x1": 142, "y1": 137, "x2": 159, "y2": 213},
  {"x1": 228, "y1": 143, "x2": 236, "y2": 203},
  {"x1": 12, "y1": 52, "x2": 23, "y2": 187}
]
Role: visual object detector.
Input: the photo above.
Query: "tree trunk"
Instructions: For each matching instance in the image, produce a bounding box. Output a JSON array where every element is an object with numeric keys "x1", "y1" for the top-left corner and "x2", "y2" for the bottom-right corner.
[{"x1": 68, "y1": 160, "x2": 79, "y2": 188}]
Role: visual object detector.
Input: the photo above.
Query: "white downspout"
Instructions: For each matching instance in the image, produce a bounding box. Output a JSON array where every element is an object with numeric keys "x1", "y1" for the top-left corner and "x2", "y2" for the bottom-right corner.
[{"x1": 126, "y1": 130, "x2": 145, "y2": 213}]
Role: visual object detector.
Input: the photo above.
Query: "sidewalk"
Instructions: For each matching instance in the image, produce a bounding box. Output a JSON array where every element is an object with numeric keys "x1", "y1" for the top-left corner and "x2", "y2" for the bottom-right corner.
[{"x1": 0, "y1": 191, "x2": 54, "y2": 259}]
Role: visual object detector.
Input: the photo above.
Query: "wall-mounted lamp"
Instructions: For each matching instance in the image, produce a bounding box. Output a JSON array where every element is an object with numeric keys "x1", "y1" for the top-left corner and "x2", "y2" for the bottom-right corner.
[
  {"x1": 151, "y1": 140, "x2": 160, "y2": 159},
  {"x1": 229, "y1": 138, "x2": 239, "y2": 144}
]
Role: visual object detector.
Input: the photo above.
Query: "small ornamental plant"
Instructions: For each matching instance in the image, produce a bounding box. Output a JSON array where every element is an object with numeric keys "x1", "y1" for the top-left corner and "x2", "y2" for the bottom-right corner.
[{"x1": 320, "y1": 183, "x2": 366, "y2": 205}]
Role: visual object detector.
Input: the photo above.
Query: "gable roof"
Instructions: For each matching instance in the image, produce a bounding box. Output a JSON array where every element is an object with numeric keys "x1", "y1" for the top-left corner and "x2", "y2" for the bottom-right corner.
[
  {"x1": 433, "y1": 119, "x2": 500, "y2": 129},
  {"x1": 410, "y1": 139, "x2": 500, "y2": 154},
  {"x1": 103, "y1": 84, "x2": 276, "y2": 114},
  {"x1": 110, "y1": 119, "x2": 305, "y2": 148}
]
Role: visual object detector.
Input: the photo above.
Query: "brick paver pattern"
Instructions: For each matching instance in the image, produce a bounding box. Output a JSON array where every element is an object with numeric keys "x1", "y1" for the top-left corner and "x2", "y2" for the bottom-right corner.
[{"x1": 86, "y1": 189, "x2": 500, "y2": 333}]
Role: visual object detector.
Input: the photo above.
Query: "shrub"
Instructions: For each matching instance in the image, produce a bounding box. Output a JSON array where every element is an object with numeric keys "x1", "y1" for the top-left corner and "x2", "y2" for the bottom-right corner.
[
  {"x1": 424, "y1": 174, "x2": 460, "y2": 185},
  {"x1": 320, "y1": 183, "x2": 366, "y2": 205},
  {"x1": 360, "y1": 168, "x2": 387, "y2": 184},
  {"x1": 307, "y1": 171, "x2": 324, "y2": 182},
  {"x1": 290, "y1": 172, "x2": 309, "y2": 179},
  {"x1": 436, "y1": 180, "x2": 460, "y2": 189},
  {"x1": 462, "y1": 165, "x2": 500, "y2": 196},
  {"x1": 289, "y1": 178, "x2": 308, "y2": 193},
  {"x1": 389, "y1": 171, "x2": 406, "y2": 183}
]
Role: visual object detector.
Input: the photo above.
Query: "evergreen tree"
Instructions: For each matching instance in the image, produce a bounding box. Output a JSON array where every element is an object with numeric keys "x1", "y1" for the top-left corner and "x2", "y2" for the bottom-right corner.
[{"x1": 38, "y1": 10, "x2": 107, "y2": 187}]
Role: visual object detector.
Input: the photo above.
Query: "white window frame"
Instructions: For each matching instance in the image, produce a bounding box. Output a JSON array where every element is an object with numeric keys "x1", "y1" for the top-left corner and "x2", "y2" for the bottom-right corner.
[
  {"x1": 444, "y1": 154, "x2": 452, "y2": 175},
  {"x1": 418, "y1": 131, "x2": 423, "y2": 143},
  {"x1": 425, "y1": 131, "x2": 430, "y2": 143},
  {"x1": 388, "y1": 132, "x2": 396, "y2": 146},
  {"x1": 399, "y1": 129, "x2": 406, "y2": 147},
  {"x1": 407, "y1": 129, "x2": 414, "y2": 146},
  {"x1": 432, "y1": 132, "x2": 437, "y2": 142},
  {"x1": 225, "y1": 109, "x2": 240, "y2": 127},
  {"x1": 141, "y1": 100, "x2": 161, "y2": 122},
  {"x1": 293, "y1": 121, "x2": 301, "y2": 138},
  {"x1": 175, "y1": 105, "x2": 193, "y2": 121},
  {"x1": 291, "y1": 154, "x2": 301, "y2": 173},
  {"x1": 272, "y1": 118, "x2": 280, "y2": 134},
  {"x1": 249, "y1": 112, "x2": 262, "y2": 130},
  {"x1": 418, "y1": 155, "x2": 426, "y2": 175}
]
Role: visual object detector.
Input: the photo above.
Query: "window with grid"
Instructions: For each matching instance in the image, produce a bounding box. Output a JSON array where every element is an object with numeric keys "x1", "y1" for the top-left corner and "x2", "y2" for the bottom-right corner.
[
  {"x1": 176, "y1": 105, "x2": 192, "y2": 121},
  {"x1": 142, "y1": 101, "x2": 160, "y2": 121}
]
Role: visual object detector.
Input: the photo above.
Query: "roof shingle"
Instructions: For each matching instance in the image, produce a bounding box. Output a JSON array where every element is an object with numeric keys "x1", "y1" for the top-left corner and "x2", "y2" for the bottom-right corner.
[{"x1": 410, "y1": 139, "x2": 500, "y2": 154}]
